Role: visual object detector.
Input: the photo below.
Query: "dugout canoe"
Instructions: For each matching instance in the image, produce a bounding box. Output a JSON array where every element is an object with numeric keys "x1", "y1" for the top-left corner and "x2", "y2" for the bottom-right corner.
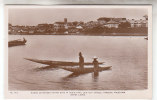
[
  {"x1": 24, "y1": 58, "x2": 105, "y2": 66},
  {"x1": 60, "y1": 66, "x2": 112, "y2": 74}
]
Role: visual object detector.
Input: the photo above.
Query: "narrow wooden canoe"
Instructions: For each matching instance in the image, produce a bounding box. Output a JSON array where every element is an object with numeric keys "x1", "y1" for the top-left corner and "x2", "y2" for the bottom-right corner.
[
  {"x1": 24, "y1": 58, "x2": 104, "y2": 66},
  {"x1": 60, "y1": 66, "x2": 112, "y2": 74}
]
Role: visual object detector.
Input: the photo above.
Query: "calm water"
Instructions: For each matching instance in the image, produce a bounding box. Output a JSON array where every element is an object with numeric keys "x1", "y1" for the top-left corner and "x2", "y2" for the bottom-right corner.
[{"x1": 9, "y1": 35, "x2": 147, "y2": 90}]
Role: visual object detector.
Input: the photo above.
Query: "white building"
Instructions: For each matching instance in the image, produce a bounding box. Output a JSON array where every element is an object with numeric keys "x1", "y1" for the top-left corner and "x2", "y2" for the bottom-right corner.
[
  {"x1": 53, "y1": 22, "x2": 65, "y2": 31},
  {"x1": 127, "y1": 19, "x2": 148, "y2": 28},
  {"x1": 104, "y1": 20, "x2": 119, "y2": 28}
]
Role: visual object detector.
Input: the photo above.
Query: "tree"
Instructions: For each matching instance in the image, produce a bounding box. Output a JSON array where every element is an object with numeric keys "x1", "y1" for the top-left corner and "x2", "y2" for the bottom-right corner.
[
  {"x1": 72, "y1": 21, "x2": 78, "y2": 26},
  {"x1": 118, "y1": 21, "x2": 131, "y2": 28},
  {"x1": 57, "y1": 28, "x2": 66, "y2": 33},
  {"x1": 84, "y1": 25, "x2": 104, "y2": 35}
]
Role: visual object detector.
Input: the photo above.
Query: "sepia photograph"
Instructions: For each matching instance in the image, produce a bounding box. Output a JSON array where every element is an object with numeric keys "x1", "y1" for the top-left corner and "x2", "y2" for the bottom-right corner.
[{"x1": 6, "y1": 5, "x2": 152, "y2": 99}]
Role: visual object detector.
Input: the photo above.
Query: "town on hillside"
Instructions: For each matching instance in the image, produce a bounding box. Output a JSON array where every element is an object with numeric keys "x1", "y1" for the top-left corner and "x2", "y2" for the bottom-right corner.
[{"x1": 8, "y1": 15, "x2": 148, "y2": 36}]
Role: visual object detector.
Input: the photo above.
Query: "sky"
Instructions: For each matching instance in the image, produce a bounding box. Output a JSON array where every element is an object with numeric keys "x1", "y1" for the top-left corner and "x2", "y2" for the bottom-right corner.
[{"x1": 8, "y1": 6, "x2": 148, "y2": 26}]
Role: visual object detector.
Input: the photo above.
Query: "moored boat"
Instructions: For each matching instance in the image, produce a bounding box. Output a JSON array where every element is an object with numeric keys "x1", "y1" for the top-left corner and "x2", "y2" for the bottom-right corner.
[
  {"x1": 9, "y1": 38, "x2": 27, "y2": 47},
  {"x1": 144, "y1": 37, "x2": 148, "y2": 40}
]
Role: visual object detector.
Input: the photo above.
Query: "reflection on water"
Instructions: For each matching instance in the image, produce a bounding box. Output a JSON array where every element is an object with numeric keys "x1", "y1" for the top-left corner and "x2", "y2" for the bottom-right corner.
[
  {"x1": 9, "y1": 35, "x2": 147, "y2": 90},
  {"x1": 33, "y1": 66, "x2": 59, "y2": 71}
]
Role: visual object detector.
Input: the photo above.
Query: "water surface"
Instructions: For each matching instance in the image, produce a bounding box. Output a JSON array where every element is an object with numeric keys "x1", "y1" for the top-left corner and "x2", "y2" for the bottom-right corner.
[{"x1": 9, "y1": 35, "x2": 147, "y2": 90}]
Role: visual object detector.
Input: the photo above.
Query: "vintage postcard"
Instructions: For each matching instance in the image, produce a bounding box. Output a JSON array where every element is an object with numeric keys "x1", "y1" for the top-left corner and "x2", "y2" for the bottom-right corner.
[{"x1": 5, "y1": 5, "x2": 152, "y2": 99}]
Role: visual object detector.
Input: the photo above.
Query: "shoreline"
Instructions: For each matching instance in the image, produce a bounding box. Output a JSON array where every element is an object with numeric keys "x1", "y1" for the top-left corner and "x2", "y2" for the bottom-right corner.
[{"x1": 8, "y1": 33, "x2": 148, "y2": 36}]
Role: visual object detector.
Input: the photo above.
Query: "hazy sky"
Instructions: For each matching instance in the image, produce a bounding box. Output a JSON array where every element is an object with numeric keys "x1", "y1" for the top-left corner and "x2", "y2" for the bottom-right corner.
[{"x1": 9, "y1": 7, "x2": 148, "y2": 26}]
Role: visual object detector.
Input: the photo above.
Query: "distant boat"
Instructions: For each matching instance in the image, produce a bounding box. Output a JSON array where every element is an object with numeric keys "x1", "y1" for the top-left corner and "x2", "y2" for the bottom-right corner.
[
  {"x1": 9, "y1": 38, "x2": 27, "y2": 47},
  {"x1": 64, "y1": 31, "x2": 68, "y2": 34},
  {"x1": 144, "y1": 37, "x2": 148, "y2": 40}
]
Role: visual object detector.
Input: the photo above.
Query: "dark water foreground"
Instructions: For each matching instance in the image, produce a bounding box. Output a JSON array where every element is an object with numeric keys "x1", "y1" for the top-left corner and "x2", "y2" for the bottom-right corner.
[{"x1": 9, "y1": 35, "x2": 148, "y2": 90}]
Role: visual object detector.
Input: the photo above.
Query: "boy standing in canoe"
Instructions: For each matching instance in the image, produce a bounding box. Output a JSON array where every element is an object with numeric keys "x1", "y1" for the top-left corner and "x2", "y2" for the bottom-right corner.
[{"x1": 79, "y1": 52, "x2": 84, "y2": 68}]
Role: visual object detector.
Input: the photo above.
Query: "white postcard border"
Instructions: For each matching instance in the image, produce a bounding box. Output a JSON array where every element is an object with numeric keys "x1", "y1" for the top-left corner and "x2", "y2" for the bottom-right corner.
[{"x1": 4, "y1": 5, "x2": 152, "y2": 99}]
